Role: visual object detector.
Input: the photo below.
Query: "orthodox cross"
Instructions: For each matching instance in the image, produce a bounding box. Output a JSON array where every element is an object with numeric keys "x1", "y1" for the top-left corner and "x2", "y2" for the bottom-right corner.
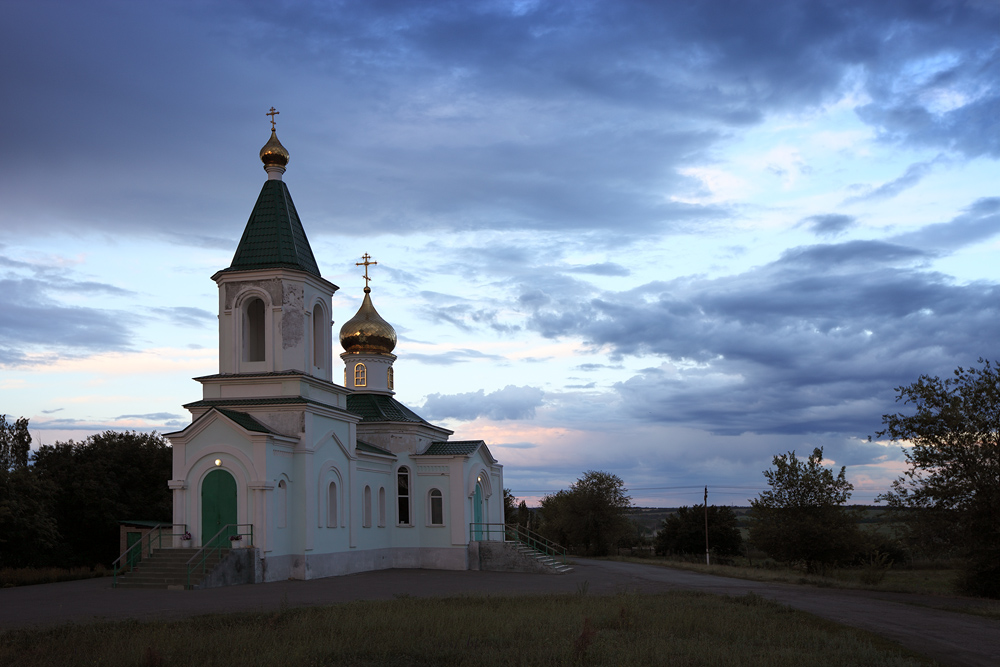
[
  {"x1": 356, "y1": 253, "x2": 377, "y2": 288},
  {"x1": 267, "y1": 107, "x2": 279, "y2": 130}
]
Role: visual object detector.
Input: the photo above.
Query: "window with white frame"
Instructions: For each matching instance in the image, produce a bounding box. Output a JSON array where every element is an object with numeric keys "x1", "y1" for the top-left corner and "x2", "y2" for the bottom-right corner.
[
  {"x1": 312, "y1": 304, "x2": 324, "y2": 369},
  {"x1": 429, "y1": 488, "x2": 444, "y2": 525},
  {"x1": 327, "y1": 481, "x2": 337, "y2": 528},
  {"x1": 378, "y1": 487, "x2": 386, "y2": 527},
  {"x1": 397, "y1": 467, "x2": 410, "y2": 525},
  {"x1": 243, "y1": 297, "x2": 266, "y2": 362},
  {"x1": 363, "y1": 486, "x2": 372, "y2": 528}
]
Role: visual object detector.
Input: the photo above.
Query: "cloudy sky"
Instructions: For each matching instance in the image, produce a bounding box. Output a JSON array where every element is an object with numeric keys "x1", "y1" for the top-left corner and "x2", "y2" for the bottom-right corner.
[{"x1": 2, "y1": 0, "x2": 998, "y2": 506}]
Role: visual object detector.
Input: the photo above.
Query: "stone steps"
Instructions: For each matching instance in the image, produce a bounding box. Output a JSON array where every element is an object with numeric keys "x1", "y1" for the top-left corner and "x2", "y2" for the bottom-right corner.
[
  {"x1": 116, "y1": 548, "x2": 230, "y2": 589},
  {"x1": 513, "y1": 543, "x2": 573, "y2": 573}
]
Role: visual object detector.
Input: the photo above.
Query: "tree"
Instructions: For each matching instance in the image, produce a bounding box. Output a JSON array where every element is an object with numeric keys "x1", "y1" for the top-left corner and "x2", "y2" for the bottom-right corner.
[
  {"x1": 503, "y1": 487, "x2": 517, "y2": 525},
  {"x1": 874, "y1": 360, "x2": 1000, "y2": 597},
  {"x1": 656, "y1": 505, "x2": 743, "y2": 558},
  {"x1": 32, "y1": 431, "x2": 172, "y2": 566},
  {"x1": 538, "y1": 471, "x2": 632, "y2": 556},
  {"x1": 0, "y1": 415, "x2": 31, "y2": 471},
  {"x1": 0, "y1": 416, "x2": 61, "y2": 568},
  {"x1": 749, "y1": 448, "x2": 861, "y2": 573}
]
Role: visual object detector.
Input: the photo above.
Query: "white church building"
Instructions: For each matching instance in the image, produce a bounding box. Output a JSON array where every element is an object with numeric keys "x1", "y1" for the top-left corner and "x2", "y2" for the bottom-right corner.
[{"x1": 164, "y1": 120, "x2": 504, "y2": 582}]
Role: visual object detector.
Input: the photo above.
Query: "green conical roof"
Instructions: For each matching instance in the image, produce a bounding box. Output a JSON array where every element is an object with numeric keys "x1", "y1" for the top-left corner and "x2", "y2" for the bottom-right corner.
[{"x1": 226, "y1": 179, "x2": 321, "y2": 276}]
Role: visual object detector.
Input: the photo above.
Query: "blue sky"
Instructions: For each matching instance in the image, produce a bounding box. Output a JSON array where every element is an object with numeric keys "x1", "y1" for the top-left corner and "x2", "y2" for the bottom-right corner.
[{"x1": 2, "y1": 0, "x2": 998, "y2": 506}]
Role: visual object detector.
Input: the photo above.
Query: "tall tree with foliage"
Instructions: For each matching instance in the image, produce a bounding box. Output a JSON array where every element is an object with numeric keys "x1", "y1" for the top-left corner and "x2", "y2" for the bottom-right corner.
[
  {"x1": 538, "y1": 470, "x2": 631, "y2": 556},
  {"x1": 656, "y1": 505, "x2": 743, "y2": 558},
  {"x1": 0, "y1": 416, "x2": 61, "y2": 568},
  {"x1": 749, "y1": 448, "x2": 861, "y2": 573},
  {"x1": 0, "y1": 415, "x2": 32, "y2": 471},
  {"x1": 32, "y1": 431, "x2": 172, "y2": 567},
  {"x1": 874, "y1": 360, "x2": 1000, "y2": 598}
]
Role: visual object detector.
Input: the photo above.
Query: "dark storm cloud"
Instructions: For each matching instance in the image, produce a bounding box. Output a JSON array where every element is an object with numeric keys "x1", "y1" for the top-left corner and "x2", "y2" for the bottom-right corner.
[
  {"x1": 800, "y1": 214, "x2": 857, "y2": 238},
  {"x1": 520, "y1": 225, "x2": 1000, "y2": 436},
  {"x1": 3, "y1": 1, "x2": 995, "y2": 242},
  {"x1": 888, "y1": 197, "x2": 1000, "y2": 253},
  {"x1": 421, "y1": 384, "x2": 544, "y2": 421},
  {"x1": 0, "y1": 278, "x2": 134, "y2": 363},
  {"x1": 842, "y1": 159, "x2": 940, "y2": 205}
]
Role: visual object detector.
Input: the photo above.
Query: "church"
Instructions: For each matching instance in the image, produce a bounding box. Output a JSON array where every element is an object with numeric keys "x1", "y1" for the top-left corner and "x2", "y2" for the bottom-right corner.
[{"x1": 164, "y1": 116, "x2": 504, "y2": 582}]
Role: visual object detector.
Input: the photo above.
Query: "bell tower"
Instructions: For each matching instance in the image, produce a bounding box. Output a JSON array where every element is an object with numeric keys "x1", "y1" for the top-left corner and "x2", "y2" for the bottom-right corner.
[{"x1": 211, "y1": 111, "x2": 338, "y2": 380}]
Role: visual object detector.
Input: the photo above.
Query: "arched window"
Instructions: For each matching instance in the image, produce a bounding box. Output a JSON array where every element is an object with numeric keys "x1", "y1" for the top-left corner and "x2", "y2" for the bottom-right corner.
[
  {"x1": 327, "y1": 481, "x2": 337, "y2": 528},
  {"x1": 387, "y1": 366, "x2": 394, "y2": 390},
  {"x1": 397, "y1": 467, "x2": 410, "y2": 525},
  {"x1": 243, "y1": 298, "x2": 266, "y2": 362},
  {"x1": 277, "y1": 479, "x2": 287, "y2": 529},
  {"x1": 313, "y1": 304, "x2": 324, "y2": 369},
  {"x1": 429, "y1": 489, "x2": 444, "y2": 526},
  {"x1": 363, "y1": 486, "x2": 372, "y2": 528},
  {"x1": 354, "y1": 363, "x2": 367, "y2": 387},
  {"x1": 378, "y1": 487, "x2": 386, "y2": 527}
]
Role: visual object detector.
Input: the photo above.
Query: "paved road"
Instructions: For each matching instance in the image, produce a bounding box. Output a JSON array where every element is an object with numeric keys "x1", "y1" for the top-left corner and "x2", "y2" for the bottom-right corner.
[{"x1": 1, "y1": 559, "x2": 997, "y2": 666}]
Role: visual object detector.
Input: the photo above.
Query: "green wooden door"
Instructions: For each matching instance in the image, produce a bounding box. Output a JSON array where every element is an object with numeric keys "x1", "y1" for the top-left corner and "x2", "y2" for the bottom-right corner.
[
  {"x1": 126, "y1": 531, "x2": 142, "y2": 569},
  {"x1": 473, "y1": 483, "x2": 483, "y2": 541},
  {"x1": 202, "y1": 469, "x2": 237, "y2": 547}
]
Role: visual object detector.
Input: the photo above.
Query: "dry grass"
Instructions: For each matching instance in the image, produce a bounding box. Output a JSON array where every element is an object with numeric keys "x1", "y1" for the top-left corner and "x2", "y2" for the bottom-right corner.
[
  {"x1": 609, "y1": 556, "x2": 963, "y2": 595},
  {"x1": 0, "y1": 565, "x2": 109, "y2": 588},
  {"x1": 0, "y1": 592, "x2": 933, "y2": 666}
]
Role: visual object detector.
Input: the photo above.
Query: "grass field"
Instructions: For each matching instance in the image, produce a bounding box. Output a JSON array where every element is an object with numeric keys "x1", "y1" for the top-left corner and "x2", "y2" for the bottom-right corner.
[
  {"x1": 0, "y1": 592, "x2": 932, "y2": 666},
  {"x1": 608, "y1": 556, "x2": 960, "y2": 595}
]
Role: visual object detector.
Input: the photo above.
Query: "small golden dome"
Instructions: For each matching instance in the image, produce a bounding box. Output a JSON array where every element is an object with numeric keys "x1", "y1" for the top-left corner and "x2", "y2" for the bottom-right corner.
[
  {"x1": 260, "y1": 129, "x2": 290, "y2": 167},
  {"x1": 340, "y1": 287, "x2": 397, "y2": 355}
]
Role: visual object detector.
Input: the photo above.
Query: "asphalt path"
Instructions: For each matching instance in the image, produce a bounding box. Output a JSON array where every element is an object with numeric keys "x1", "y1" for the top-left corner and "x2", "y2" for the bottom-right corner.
[{"x1": 1, "y1": 559, "x2": 997, "y2": 666}]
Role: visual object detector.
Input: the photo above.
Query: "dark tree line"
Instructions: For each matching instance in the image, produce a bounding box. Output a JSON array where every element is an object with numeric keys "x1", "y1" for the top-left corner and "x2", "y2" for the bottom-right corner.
[
  {"x1": 0, "y1": 418, "x2": 171, "y2": 569},
  {"x1": 537, "y1": 471, "x2": 632, "y2": 556}
]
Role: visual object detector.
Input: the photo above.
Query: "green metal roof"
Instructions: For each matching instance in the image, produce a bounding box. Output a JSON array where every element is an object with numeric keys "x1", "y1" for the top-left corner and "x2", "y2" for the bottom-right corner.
[
  {"x1": 184, "y1": 396, "x2": 338, "y2": 411},
  {"x1": 419, "y1": 440, "x2": 485, "y2": 456},
  {"x1": 347, "y1": 394, "x2": 429, "y2": 424},
  {"x1": 356, "y1": 439, "x2": 395, "y2": 457},
  {"x1": 225, "y1": 180, "x2": 321, "y2": 276},
  {"x1": 215, "y1": 408, "x2": 273, "y2": 433}
]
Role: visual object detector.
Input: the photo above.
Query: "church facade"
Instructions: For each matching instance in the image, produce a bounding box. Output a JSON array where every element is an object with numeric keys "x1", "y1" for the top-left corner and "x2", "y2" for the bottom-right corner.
[{"x1": 164, "y1": 121, "x2": 503, "y2": 582}]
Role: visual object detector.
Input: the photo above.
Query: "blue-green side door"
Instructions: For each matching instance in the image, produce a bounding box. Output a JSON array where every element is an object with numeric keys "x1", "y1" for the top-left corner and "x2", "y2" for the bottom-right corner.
[
  {"x1": 202, "y1": 469, "x2": 238, "y2": 547},
  {"x1": 473, "y1": 483, "x2": 483, "y2": 541}
]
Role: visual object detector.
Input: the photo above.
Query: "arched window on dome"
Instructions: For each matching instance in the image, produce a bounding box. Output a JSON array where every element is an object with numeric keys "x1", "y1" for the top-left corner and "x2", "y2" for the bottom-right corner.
[
  {"x1": 387, "y1": 366, "x2": 394, "y2": 390},
  {"x1": 312, "y1": 304, "x2": 324, "y2": 370},
  {"x1": 243, "y1": 298, "x2": 266, "y2": 362},
  {"x1": 354, "y1": 363, "x2": 367, "y2": 387}
]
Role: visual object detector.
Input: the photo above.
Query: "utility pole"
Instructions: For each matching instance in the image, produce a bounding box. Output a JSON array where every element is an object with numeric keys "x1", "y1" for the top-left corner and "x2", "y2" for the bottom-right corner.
[{"x1": 704, "y1": 486, "x2": 710, "y2": 566}]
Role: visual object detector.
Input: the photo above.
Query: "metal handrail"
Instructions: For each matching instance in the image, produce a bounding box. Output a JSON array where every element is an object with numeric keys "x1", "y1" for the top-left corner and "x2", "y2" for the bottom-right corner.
[
  {"x1": 469, "y1": 522, "x2": 569, "y2": 562},
  {"x1": 185, "y1": 523, "x2": 254, "y2": 589},
  {"x1": 112, "y1": 523, "x2": 187, "y2": 588}
]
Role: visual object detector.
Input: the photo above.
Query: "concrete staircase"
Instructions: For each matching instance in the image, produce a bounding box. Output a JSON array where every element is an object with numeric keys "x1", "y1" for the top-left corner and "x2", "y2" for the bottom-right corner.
[
  {"x1": 115, "y1": 548, "x2": 229, "y2": 589},
  {"x1": 512, "y1": 541, "x2": 573, "y2": 573}
]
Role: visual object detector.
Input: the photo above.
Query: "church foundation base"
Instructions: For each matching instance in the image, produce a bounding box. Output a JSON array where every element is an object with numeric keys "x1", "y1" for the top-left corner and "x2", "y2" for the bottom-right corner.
[{"x1": 259, "y1": 546, "x2": 469, "y2": 582}]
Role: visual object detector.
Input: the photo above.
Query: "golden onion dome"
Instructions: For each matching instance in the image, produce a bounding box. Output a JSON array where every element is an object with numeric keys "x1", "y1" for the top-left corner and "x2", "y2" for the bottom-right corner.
[
  {"x1": 339, "y1": 287, "x2": 397, "y2": 355},
  {"x1": 259, "y1": 129, "x2": 290, "y2": 167}
]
